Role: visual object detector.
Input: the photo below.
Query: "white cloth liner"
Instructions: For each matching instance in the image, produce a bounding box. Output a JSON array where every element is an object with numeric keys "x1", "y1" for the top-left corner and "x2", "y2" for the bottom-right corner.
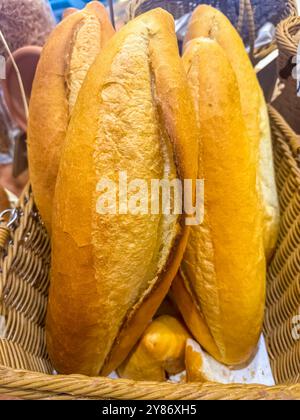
[{"x1": 108, "y1": 335, "x2": 275, "y2": 385}]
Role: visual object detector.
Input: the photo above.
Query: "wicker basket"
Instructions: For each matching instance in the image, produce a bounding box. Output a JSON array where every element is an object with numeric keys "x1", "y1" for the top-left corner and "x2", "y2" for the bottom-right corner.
[
  {"x1": 0, "y1": 106, "x2": 299, "y2": 400},
  {"x1": 274, "y1": 15, "x2": 300, "y2": 134},
  {"x1": 128, "y1": 0, "x2": 297, "y2": 60}
]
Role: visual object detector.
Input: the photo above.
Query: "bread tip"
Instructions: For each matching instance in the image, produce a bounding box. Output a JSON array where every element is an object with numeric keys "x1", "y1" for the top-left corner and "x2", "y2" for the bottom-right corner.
[
  {"x1": 186, "y1": 36, "x2": 218, "y2": 47},
  {"x1": 143, "y1": 7, "x2": 175, "y2": 23},
  {"x1": 184, "y1": 36, "x2": 223, "y2": 60},
  {"x1": 194, "y1": 4, "x2": 218, "y2": 14},
  {"x1": 85, "y1": 0, "x2": 107, "y2": 11}
]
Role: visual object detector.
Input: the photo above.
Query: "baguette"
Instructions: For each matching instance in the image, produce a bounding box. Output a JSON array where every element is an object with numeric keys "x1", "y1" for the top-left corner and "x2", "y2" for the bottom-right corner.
[
  {"x1": 184, "y1": 5, "x2": 279, "y2": 261},
  {"x1": 46, "y1": 8, "x2": 198, "y2": 376},
  {"x1": 170, "y1": 38, "x2": 266, "y2": 366},
  {"x1": 28, "y1": 1, "x2": 114, "y2": 233},
  {"x1": 118, "y1": 316, "x2": 190, "y2": 382}
]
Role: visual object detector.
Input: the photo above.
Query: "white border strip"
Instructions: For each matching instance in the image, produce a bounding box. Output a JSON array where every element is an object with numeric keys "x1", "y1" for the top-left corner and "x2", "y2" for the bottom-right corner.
[{"x1": 255, "y1": 49, "x2": 279, "y2": 73}]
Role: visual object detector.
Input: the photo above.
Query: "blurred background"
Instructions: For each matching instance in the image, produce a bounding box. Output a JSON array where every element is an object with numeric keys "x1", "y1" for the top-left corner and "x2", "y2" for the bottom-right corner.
[{"x1": 0, "y1": 0, "x2": 298, "y2": 200}]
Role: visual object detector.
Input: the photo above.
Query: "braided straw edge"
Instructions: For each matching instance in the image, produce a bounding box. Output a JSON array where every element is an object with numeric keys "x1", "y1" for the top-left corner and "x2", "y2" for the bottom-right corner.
[
  {"x1": 0, "y1": 366, "x2": 299, "y2": 400},
  {"x1": 268, "y1": 105, "x2": 300, "y2": 156}
]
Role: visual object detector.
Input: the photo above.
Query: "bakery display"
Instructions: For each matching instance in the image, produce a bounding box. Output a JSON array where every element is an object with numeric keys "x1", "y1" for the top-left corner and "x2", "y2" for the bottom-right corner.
[
  {"x1": 21, "y1": 2, "x2": 275, "y2": 383},
  {"x1": 46, "y1": 7, "x2": 198, "y2": 377}
]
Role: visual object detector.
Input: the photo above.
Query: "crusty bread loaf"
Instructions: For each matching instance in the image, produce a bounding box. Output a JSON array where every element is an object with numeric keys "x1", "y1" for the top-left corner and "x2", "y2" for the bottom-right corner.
[
  {"x1": 184, "y1": 5, "x2": 279, "y2": 261},
  {"x1": 170, "y1": 38, "x2": 266, "y2": 366},
  {"x1": 46, "y1": 8, "x2": 198, "y2": 376},
  {"x1": 28, "y1": 2, "x2": 114, "y2": 233},
  {"x1": 118, "y1": 316, "x2": 190, "y2": 382}
]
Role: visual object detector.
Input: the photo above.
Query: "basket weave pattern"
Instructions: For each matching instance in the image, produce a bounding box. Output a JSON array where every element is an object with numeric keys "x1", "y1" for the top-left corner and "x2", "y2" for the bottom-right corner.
[
  {"x1": 0, "y1": 190, "x2": 52, "y2": 375},
  {"x1": 0, "y1": 107, "x2": 298, "y2": 400},
  {"x1": 128, "y1": 0, "x2": 297, "y2": 44},
  {"x1": 274, "y1": 15, "x2": 300, "y2": 134},
  {"x1": 264, "y1": 108, "x2": 300, "y2": 386}
]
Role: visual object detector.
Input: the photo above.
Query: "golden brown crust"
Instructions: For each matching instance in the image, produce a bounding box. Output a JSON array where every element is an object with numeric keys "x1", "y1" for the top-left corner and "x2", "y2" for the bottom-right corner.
[
  {"x1": 184, "y1": 5, "x2": 279, "y2": 261},
  {"x1": 85, "y1": 1, "x2": 115, "y2": 48},
  {"x1": 184, "y1": 5, "x2": 260, "y2": 152},
  {"x1": 118, "y1": 315, "x2": 190, "y2": 382},
  {"x1": 185, "y1": 340, "x2": 207, "y2": 383},
  {"x1": 101, "y1": 227, "x2": 189, "y2": 376},
  {"x1": 171, "y1": 38, "x2": 266, "y2": 366},
  {"x1": 27, "y1": 3, "x2": 114, "y2": 233},
  {"x1": 47, "y1": 8, "x2": 198, "y2": 376},
  {"x1": 170, "y1": 275, "x2": 220, "y2": 360},
  {"x1": 63, "y1": 8, "x2": 78, "y2": 19},
  {"x1": 101, "y1": 10, "x2": 199, "y2": 375}
]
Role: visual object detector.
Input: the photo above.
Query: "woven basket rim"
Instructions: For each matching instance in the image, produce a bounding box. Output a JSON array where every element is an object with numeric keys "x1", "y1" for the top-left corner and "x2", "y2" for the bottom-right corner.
[
  {"x1": 269, "y1": 106, "x2": 300, "y2": 156},
  {"x1": 0, "y1": 365, "x2": 299, "y2": 400},
  {"x1": 277, "y1": 15, "x2": 300, "y2": 56},
  {"x1": 128, "y1": 0, "x2": 298, "y2": 62}
]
